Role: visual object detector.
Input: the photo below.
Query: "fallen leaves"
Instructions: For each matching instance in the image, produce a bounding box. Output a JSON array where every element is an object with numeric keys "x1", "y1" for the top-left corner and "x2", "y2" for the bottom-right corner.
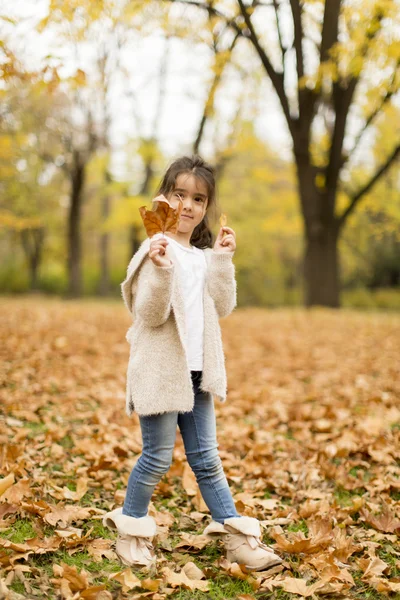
[
  {"x1": 162, "y1": 566, "x2": 209, "y2": 591},
  {"x1": 270, "y1": 518, "x2": 333, "y2": 554},
  {"x1": 1, "y1": 300, "x2": 400, "y2": 599},
  {"x1": 361, "y1": 505, "x2": 400, "y2": 534}
]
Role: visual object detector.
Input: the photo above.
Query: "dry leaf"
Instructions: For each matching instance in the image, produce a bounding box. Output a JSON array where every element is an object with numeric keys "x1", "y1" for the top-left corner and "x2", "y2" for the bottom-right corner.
[
  {"x1": 58, "y1": 563, "x2": 90, "y2": 592},
  {"x1": 109, "y1": 569, "x2": 142, "y2": 592},
  {"x1": 181, "y1": 561, "x2": 206, "y2": 580},
  {"x1": 358, "y1": 555, "x2": 390, "y2": 580},
  {"x1": 139, "y1": 195, "x2": 182, "y2": 238},
  {"x1": 182, "y1": 463, "x2": 198, "y2": 497},
  {"x1": 79, "y1": 586, "x2": 108, "y2": 599},
  {"x1": 141, "y1": 578, "x2": 162, "y2": 591},
  {"x1": 0, "y1": 472, "x2": 15, "y2": 496},
  {"x1": 280, "y1": 577, "x2": 324, "y2": 597},
  {"x1": 162, "y1": 566, "x2": 209, "y2": 591},
  {"x1": 361, "y1": 507, "x2": 400, "y2": 534},
  {"x1": 174, "y1": 533, "x2": 211, "y2": 551}
]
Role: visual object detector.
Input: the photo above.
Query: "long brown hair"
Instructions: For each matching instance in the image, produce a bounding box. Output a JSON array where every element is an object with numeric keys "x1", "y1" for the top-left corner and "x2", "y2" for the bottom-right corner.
[{"x1": 155, "y1": 155, "x2": 218, "y2": 249}]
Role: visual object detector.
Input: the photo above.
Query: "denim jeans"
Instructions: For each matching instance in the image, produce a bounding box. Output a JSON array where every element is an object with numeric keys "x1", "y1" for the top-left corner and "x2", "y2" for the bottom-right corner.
[{"x1": 123, "y1": 371, "x2": 240, "y2": 523}]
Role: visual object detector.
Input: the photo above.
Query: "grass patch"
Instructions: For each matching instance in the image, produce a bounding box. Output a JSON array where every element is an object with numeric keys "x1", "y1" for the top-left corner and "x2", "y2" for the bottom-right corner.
[
  {"x1": 351, "y1": 569, "x2": 389, "y2": 600},
  {"x1": 334, "y1": 485, "x2": 366, "y2": 506},
  {"x1": 0, "y1": 518, "x2": 36, "y2": 543},
  {"x1": 171, "y1": 574, "x2": 256, "y2": 599},
  {"x1": 9, "y1": 580, "x2": 26, "y2": 595},
  {"x1": 81, "y1": 519, "x2": 114, "y2": 539},
  {"x1": 25, "y1": 421, "x2": 48, "y2": 438},
  {"x1": 59, "y1": 434, "x2": 74, "y2": 449},
  {"x1": 377, "y1": 545, "x2": 400, "y2": 578},
  {"x1": 286, "y1": 520, "x2": 308, "y2": 535}
]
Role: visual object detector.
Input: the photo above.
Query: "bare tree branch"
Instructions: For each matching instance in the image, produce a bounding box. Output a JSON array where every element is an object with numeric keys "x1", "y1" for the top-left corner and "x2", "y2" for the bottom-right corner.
[
  {"x1": 236, "y1": 0, "x2": 295, "y2": 136},
  {"x1": 325, "y1": 8, "x2": 385, "y2": 204},
  {"x1": 272, "y1": 0, "x2": 286, "y2": 68},
  {"x1": 320, "y1": 0, "x2": 342, "y2": 64},
  {"x1": 341, "y1": 63, "x2": 399, "y2": 171},
  {"x1": 166, "y1": 0, "x2": 243, "y2": 37},
  {"x1": 289, "y1": 0, "x2": 303, "y2": 80},
  {"x1": 193, "y1": 32, "x2": 240, "y2": 153},
  {"x1": 338, "y1": 144, "x2": 400, "y2": 227}
]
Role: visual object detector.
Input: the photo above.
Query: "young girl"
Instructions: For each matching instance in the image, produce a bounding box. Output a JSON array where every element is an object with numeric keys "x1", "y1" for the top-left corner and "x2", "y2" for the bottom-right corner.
[{"x1": 102, "y1": 155, "x2": 282, "y2": 572}]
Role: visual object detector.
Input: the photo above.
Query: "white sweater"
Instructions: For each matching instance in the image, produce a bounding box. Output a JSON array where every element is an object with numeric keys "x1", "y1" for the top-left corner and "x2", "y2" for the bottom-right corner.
[{"x1": 120, "y1": 236, "x2": 237, "y2": 416}]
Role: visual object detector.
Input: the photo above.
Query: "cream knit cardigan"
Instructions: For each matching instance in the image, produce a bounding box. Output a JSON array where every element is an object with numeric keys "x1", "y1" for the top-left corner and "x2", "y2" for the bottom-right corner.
[{"x1": 120, "y1": 237, "x2": 237, "y2": 417}]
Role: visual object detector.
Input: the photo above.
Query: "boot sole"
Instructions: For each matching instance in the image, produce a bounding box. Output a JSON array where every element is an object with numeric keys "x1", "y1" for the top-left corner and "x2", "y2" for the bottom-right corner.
[{"x1": 243, "y1": 557, "x2": 282, "y2": 571}]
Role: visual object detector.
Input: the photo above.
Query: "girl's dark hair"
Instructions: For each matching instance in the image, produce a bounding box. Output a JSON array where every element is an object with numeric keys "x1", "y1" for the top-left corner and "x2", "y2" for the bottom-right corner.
[{"x1": 155, "y1": 155, "x2": 218, "y2": 249}]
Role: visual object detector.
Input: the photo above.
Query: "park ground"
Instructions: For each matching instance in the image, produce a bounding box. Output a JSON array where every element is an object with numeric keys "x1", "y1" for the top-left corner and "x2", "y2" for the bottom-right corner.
[{"x1": 0, "y1": 297, "x2": 399, "y2": 599}]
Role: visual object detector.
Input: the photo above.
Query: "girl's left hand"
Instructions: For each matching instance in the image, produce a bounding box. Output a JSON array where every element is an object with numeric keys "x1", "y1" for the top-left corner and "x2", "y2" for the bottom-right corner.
[{"x1": 213, "y1": 227, "x2": 236, "y2": 253}]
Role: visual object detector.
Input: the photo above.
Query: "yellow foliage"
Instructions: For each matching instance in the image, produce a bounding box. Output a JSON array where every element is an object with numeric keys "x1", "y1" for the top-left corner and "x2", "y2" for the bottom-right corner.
[{"x1": 0, "y1": 211, "x2": 42, "y2": 231}]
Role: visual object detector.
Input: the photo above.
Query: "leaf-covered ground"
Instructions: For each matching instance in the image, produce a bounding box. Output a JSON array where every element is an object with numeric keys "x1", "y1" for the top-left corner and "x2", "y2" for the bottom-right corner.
[{"x1": 1, "y1": 297, "x2": 399, "y2": 600}]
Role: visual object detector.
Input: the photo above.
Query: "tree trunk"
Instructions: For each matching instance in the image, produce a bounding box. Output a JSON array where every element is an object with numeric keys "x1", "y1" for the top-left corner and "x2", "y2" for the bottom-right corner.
[
  {"x1": 67, "y1": 152, "x2": 85, "y2": 298},
  {"x1": 21, "y1": 228, "x2": 45, "y2": 291},
  {"x1": 296, "y1": 154, "x2": 341, "y2": 308},
  {"x1": 303, "y1": 226, "x2": 340, "y2": 307},
  {"x1": 98, "y1": 170, "x2": 111, "y2": 296},
  {"x1": 98, "y1": 194, "x2": 110, "y2": 295},
  {"x1": 129, "y1": 223, "x2": 141, "y2": 261}
]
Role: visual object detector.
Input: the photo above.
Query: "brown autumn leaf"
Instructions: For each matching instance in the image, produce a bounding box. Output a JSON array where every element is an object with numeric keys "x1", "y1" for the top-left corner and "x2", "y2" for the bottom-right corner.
[
  {"x1": 85, "y1": 538, "x2": 116, "y2": 562},
  {"x1": 57, "y1": 562, "x2": 91, "y2": 592},
  {"x1": 358, "y1": 555, "x2": 390, "y2": 580},
  {"x1": 279, "y1": 577, "x2": 325, "y2": 597},
  {"x1": 270, "y1": 521, "x2": 333, "y2": 554},
  {"x1": 139, "y1": 194, "x2": 182, "y2": 238},
  {"x1": 361, "y1": 506, "x2": 400, "y2": 534},
  {"x1": 331, "y1": 527, "x2": 362, "y2": 562},
  {"x1": 181, "y1": 561, "x2": 206, "y2": 580},
  {"x1": 44, "y1": 504, "x2": 97, "y2": 528},
  {"x1": 174, "y1": 532, "x2": 211, "y2": 551},
  {"x1": 182, "y1": 462, "x2": 198, "y2": 496},
  {"x1": 1, "y1": 478, "x2": 32, "y2": 503},
  {"x1": 109, "y1": 569, "x2": 142, "y2": 592},
  {"x1": 0, "y1": 472, "x2": 15, "y2": 496},
  {"x1": 79, "y1": 587, "x2": 110, "y2": 599},
  {"x1": 141, "y1": 577, "x2": 162, "y2": 591},
  {"x1": 162, "y1": 566, "x2": 209, "y2": 591}
]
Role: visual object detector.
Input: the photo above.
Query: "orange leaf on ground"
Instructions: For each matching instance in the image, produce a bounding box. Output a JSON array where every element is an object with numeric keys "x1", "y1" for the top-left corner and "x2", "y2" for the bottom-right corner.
[{"x1": 162, "y1": 566, "x2": 209, "y2": 591}]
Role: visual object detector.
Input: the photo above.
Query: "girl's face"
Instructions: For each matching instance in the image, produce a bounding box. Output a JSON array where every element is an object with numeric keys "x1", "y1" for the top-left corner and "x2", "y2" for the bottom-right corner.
[{"x1": 168, "y1": 173, "x2": 209, "y2": 233}]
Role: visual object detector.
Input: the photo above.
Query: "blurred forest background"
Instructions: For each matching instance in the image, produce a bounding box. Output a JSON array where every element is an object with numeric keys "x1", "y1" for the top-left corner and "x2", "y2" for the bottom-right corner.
[{"x1": 1, "y1": 0, "x2": 399, "y2": 309}]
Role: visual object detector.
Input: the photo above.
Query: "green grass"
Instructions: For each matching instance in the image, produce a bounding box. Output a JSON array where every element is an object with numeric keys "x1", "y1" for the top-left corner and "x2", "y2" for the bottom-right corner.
[
  {"x1": 170, "y1": 574, "x2": 256, "y2": 599},
  {"x1": 24, "y1": 421, "x2": 48, "y2": 438},
  {"x1": 377, "y1": 545, "x2": 400, "y2": 578},
  {"x1": 0, "y1": 518, "x2": 36, "y2": 543},
  {"x1": 286, "y1": 520, "x2": 308, "y2": 535},
  {"x1": 81, "y1": 519, "x2": 115, "y2": 539},
  {"x1": 8, "y1": 580, "x2": 26, "y2": 595},
  {"x1": 334, "y1": 485, "x2": 366, "y2": 506},
  {"x1": 59, "y1": 434, "x2": 74, "y2": 449},
  {"x1": 351, "y1": 570, "x2": 389, "y2": 600}
]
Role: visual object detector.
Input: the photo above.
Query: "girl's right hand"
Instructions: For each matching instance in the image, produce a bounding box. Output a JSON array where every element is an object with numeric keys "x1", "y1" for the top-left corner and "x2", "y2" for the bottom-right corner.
[{"x1": 149, "y1": 237, "x2": 173, "y2": 268}]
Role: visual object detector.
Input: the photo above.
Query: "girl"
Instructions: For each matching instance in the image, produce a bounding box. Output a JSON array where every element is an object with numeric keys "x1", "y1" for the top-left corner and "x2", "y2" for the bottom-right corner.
[{"x1": 102, "y1": 155, "x2": 282, "y2": 572}]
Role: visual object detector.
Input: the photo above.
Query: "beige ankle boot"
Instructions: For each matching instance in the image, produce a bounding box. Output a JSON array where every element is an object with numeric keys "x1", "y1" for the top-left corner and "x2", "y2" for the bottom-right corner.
[
  {"x1": 204, "y1": 516, "x2": 282, "y2": 571},
  {"x1": 102, "y1": 507, "x2": 157, "y2": 568}
]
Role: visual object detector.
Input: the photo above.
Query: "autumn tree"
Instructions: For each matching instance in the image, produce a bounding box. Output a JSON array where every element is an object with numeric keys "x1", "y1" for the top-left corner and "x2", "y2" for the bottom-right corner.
[
  {"x1": 0, "y1": 34, "x2": 63, "y2": 291},
  {"x1": 166, "y1": 0, "x2": 400, "y2": 307}
]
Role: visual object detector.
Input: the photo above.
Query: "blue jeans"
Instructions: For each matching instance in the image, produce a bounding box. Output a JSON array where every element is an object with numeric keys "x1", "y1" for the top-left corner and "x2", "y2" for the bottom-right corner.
[{"x1": 123, "y1": 371, "x2": 240, "y2": 523}]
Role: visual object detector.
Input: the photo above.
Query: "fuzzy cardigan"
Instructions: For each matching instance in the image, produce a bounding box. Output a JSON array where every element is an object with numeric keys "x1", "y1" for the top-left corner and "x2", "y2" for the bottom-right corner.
[{"x1": 120, "y1": 237, "x2": 237, "y2": 417}]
